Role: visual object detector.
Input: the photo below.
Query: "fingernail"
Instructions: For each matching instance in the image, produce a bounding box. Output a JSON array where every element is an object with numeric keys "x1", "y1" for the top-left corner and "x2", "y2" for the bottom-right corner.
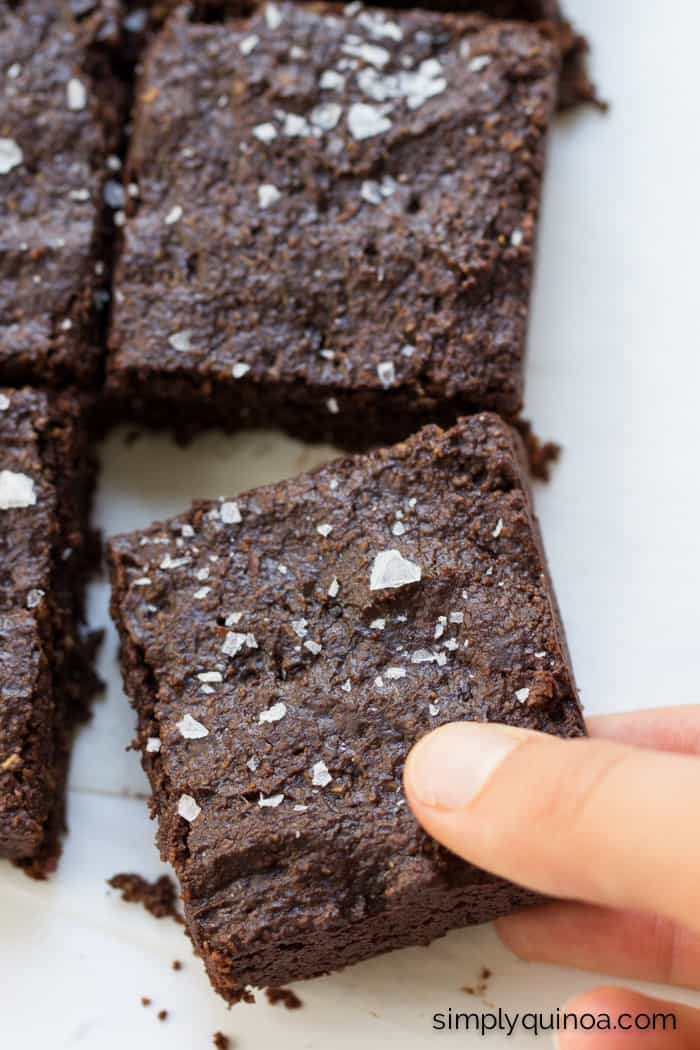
[{"x1": 406, "y1": 723, "x2": 520, "y2": 811}]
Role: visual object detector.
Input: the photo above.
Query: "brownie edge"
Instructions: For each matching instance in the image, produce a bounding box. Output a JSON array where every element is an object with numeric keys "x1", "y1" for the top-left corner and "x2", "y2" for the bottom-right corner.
[{"x1": 108, "y1": 414, "x2": 583, "y2": 1002}]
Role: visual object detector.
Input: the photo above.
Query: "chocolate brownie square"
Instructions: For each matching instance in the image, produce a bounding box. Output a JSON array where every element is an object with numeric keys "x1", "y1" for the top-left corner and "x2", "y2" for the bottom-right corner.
[
  {"x1": 109, "y1": 414, "x2": 582, "y2": 1002},
  {"x1": 0, "y1": 0, "x2": 125, "y2": 388},
  {"x1": 0, "y1": 388, "x2": 100, "y2": 874},
  {"x1": 107, "y1": 3, "x2": 559, "y2": 448}
]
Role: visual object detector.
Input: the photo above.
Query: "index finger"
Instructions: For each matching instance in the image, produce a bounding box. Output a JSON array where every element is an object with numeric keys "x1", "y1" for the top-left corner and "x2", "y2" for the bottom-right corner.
[
  {"x1": 403, "y1": 723, "x2": 700, "y2": 932},
  {"x1": 587, "y1": 706, "x2": 700, "y2": 756}
]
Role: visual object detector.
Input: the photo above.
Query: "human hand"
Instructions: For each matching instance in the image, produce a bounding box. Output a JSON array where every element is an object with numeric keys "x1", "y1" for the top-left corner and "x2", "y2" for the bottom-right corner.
[{"x1": 403, "y1": 706, "x2": 700, "y2": 1048}]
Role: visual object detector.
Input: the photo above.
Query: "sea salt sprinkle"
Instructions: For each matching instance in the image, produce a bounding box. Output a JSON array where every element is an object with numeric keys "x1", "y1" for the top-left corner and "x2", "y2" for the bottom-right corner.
[
  {"x1": 165, "y1": 204, "x2": 183, "y2": 225},
  {"x1": 0, "y1": 138, "x2": 22, "y2": 175},
  {"x1": 376, "y1": 361, "x2": 396, "y2": 388},
  {"x1": 222, "y1": 631, "x2": 257, "y2": 657},
  {"x1": 26, "y1": 589, "x2": 44, "y2": 609},
  {"x1": 259, "y1": 701, "x2": 287, "y2": 724},
  {"x1": 369, "y1": 549, "x2": 421, "y2": 591},
  {"x1": 176, "y1": 713, "x2": 209, "y2": 739},
  {"x1": 516, "y1": 687, "x2": 531, "y2": 703},
  {"x1": 253, "y1": 122, "x2": 277, "y2": 143},
  {"x1": 347, "y1": 102, "x2": 392, "y2": 141},
  {"x1": 258, "y1": 792, "x2": 285, "y2": 808},
  {"x1": 220, "y1": 500, "x2": 242, "y2": 524},
  {"x1": 197, "y1": 671, "x2": 222, "y2": 684},
  {"x1": 168, "y1": 330, "x2": 192, "y2": 352},
  {"x1": 66, "y1": 78, "x2": 87, "y2": 111},
  {"x1": 146, "y1": 737, "x2": 161, "y2": 753},
  {"x1": 177, "y1": 794, "x2": 201, "y2": 822},
  {"x1": 258, "y1": 183, "x2": 281, "y2": 208},
  {"x1": 311, "y1": 760, "x2": 332, "y2": 787},
  {"x1": 0, "y1": 471, "x2": 36, "y2": 510}
]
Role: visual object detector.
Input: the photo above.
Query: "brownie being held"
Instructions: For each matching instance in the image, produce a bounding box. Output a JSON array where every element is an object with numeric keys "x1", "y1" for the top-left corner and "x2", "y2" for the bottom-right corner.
[{"x1": 109, "y1": 414, "x2": 583, "y2": 1002}]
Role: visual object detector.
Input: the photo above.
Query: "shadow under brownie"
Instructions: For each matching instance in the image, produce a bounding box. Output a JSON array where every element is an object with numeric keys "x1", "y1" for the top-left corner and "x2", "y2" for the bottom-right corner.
[
  {"x1": 109, "y1": 413, "x2": 583, "y2": 1003},
  {"x1": 0, "y1": 388, "x2": 100, "y2": 875},
  {"x1": 107, "y1": 2, "x2": 560, "y2": 448}
]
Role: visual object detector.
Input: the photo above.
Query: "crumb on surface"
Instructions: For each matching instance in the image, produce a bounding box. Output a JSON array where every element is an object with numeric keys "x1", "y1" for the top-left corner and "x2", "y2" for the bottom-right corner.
[
  {"x1": 172, "y1": 959, "x2": 183, "y2": 971},
  {"x1": 265, "y1": 987, "x2": 303, "y2": 1010},
  {"x1": 108, "y1": 872, "x2": 183, "y2": 923},
  {"x1": 157, "y1": 1009, "x2": 168, "y2": 1022},
  {"x1": 462, "y1": 966, "x2": 494, "y2": 1004},
  {"x1": 213, "y1": 1034, "x2": 231, "y2": 1050},
  {"x1": 514, "y1": 419, "x2": 561, "y2": 482},
  {"x1": 141, "y1": 997, "x2": 151, "y2": 1007}
]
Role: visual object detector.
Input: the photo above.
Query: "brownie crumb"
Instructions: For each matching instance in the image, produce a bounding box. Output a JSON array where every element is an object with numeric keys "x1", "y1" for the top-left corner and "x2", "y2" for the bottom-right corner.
[
  {"x1": 172, "y1": 960, "x2": 183, "y2": 972},
  {"x1": 213, "y1": 1034, "x2": 231, "y2": 1050},
  {"x1": 265, "y1": 988, "x2": 303, "y2": 1011},
  {"x1": 157, "y1": 1010, "x2": 168, "y2": 1022},
  {"x1": 514, "y1": 419, "x2": 562, "y2": 482},
  {"x1": 108, "y1": 872, "x2": 183, "y2": 923},
  {"x1": 462, "y1": 966, "x2": 494, "y2": 1003},
  {"x1": 141, "y1": 997, "x2": 152, "y2": 1008}
]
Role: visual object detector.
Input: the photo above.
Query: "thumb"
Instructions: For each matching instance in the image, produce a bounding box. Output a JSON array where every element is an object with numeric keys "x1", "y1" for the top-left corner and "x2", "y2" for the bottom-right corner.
[{"x1": 403, "y1": 722, "x2": 700, "y2": 931}]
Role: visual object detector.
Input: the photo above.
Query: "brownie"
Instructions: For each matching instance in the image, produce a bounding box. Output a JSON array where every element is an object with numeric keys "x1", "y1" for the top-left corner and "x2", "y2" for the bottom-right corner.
[
  {"x1": 0, "y1": 388, "x2": 100, "y2": 874},
  {"x1": 109, "y1": 413, "x2": 583, "y2": 1003},
  {"x1": 0, "y1": 0, "x2": 126, "y2": 388},
  {"x1": 106, "y1": 3, "x2": 559, "y2": 448}
]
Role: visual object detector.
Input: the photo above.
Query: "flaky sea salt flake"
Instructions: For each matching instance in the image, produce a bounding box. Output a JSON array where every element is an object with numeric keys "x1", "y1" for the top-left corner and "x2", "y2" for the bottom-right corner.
[
  {"x1": 240, "y1": 34, "x2": 259, "y2": 55},
  {"x1": 0, "y1": 471, "x2": 36, "y2": 510},
  {"x1": 0, "y1": 138, "x2": 23, "y2": 175},
  {"x1": 259, "y1": 702, "x2": 287, "y2": 724},
  {"x1": 264, "y1": 3, "x2": 283, "y2": 29},
  {"x1": 178, "y1": 794, "x2": 201, "y2": 821},
  {"x1": 370, "y1": 549, "x2": 421, "y2": 591},
  {"x1": 347, "y1": 102, "x2": 391, "y2": 141},
  {"x1": 258, "y1": 183, "x2": 281, "y2": 208},
  {"x1": 253, "y1": 122, "x2": 277, "y2": 143},
  {"x1": 311, "y1": 760, "x2": 332, "y2": 787},
  {"x1": 177, "y1": 714, "x2": 209, "y2": 739},
  {"x1": 168, "y1": 330, "x2": 193, "y2": 352},
  {"x1": 310, "y1": 102, "x2": 342, "y2": 131},
  {"x1": 220, "y1": 500, "x2": 242, "y2": 524},
  {"x1": 258, "y1": 792, "x2": 285, "y2": 808},
  {"x1": 67, "y1": 78, "x2": 87, "y2": 110},
  {"x1": 165, "y1": 204, "x2": 183, "y2": 225}
]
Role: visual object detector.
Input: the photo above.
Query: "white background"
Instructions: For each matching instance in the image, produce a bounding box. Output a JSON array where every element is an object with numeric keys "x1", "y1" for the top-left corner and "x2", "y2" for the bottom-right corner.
[{"x1": 3, "y1": 1, "x2": 700, "y2": 1044}]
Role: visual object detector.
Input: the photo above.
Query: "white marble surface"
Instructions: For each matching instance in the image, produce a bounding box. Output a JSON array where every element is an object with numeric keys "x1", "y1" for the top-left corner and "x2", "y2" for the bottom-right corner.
[{"x1": 3, "y1": 1, "x2": 700, "y2": 1045}]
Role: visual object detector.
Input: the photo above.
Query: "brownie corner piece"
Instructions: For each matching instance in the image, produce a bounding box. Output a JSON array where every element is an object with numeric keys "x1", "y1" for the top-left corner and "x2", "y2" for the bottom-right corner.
[
  {"x1": 0, "y1": 0, "x2": 125, "y2": 388},
  {"x1": 107, "y1": 3, "x2": 559, "y2": 447},
  {"x1": 0, "y1": 386, "x2": 100, "y2": 874},
  {"x1": 108, "y1": 413, "x2": 582, "y2": 1002}
]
